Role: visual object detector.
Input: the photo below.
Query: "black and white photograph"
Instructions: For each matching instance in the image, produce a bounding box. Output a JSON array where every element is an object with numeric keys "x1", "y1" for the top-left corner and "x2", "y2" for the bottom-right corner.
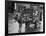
[{"x1": 5, "y1": 1, "x2": 45, "y2": 35}]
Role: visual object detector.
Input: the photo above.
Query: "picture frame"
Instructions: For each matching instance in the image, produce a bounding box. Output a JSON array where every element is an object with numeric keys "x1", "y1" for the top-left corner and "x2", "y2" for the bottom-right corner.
[{"x1": 5, "y1": 1, "x2": 45, "y2": 35}]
